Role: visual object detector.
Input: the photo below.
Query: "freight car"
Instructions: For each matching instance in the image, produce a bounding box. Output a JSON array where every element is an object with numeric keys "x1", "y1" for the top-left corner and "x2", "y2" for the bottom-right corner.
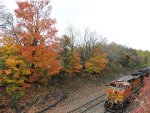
[
  {"x1": 104, "y1": 67, "x2": 150, "y2": 112},
  {"x1": 132, "y1": 67, "x2": 150, "y2": 77}
]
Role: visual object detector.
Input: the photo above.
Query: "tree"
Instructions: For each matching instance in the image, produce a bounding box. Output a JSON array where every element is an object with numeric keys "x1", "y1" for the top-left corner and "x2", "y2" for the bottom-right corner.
[
  {"x1": 65, "y1": 27, "x2": 108, "y2": 74},
  {"x1": 60, "y1": 35, "x2": 81, "y2": 75},
  {"x1": 0, "y1": 40, "x2": 31, "y2": 108},
  {"x1": 60, "y1": 35, "x2": 72, "y2": 73},
  {"x1": 14, "y1": 0, "x2": 62, "y2": 82},
  {"x1": 0, "y1": 0, "x2": 14, "y2": 35},
  {"x1": 102, "y1": 42, "x2": 142, "y2": 68},
  {"x1": 76, "y1": 29, "x2": 108, "y2": 72},
  {"x1": 65, "y1": 49, "x2": 82, "y2": 75},
  {"x1": 85, "y1": 49, "x2": 108, "y2": 74},
  {"x1": 0, "y1": 0, "x2": 62, "y2": 108},
  {"x1": 136, "y1": 50, "x2": 150, "y2": 66}
]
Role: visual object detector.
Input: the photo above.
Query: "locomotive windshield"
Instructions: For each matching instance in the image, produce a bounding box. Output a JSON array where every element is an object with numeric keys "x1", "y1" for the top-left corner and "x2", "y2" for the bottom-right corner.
[
  {"x1": 109, "y1": 83, "x2": 126, "y2": 91},
  {"x1": 110, "y1": 83, "x2": 116, "y2": 87}
]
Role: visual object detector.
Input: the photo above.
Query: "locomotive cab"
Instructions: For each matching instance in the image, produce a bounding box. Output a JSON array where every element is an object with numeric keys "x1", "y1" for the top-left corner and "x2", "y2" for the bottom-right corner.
[{"x1": 104, "y1": 81, "x2": 131, "y2": 110}]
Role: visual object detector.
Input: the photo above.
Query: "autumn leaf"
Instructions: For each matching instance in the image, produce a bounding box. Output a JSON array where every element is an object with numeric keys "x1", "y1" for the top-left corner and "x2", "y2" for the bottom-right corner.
[
  {"x1": 0, "y1": 70, "x2": 2, "y2": 74},
  {"x1": 23, "y1": 83, "x2": 31, "y2": 88},
  {"x1": 13, "y1": 74, "x2": 19, "y2": 78},
  {"x1": 4, "y1": 69, "x2": 11, "y2": 75}
]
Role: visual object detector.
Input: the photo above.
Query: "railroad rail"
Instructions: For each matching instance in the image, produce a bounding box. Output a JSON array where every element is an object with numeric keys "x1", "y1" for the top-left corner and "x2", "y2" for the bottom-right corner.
[
  {"x1": 67, "y1": 94, "x2": 106, "y2": 113},
  {"x1": 36, "y1": 93, "x2": 67, "y2": 113}
]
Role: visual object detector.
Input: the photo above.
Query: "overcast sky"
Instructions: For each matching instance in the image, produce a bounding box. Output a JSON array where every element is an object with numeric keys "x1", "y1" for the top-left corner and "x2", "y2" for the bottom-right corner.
[{"x1": 2, "y1": 0, "x2": 150, "y2": 51}]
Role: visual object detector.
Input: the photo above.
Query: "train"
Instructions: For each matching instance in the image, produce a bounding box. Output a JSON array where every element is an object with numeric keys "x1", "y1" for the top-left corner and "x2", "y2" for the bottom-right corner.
[{"x1": 104, "y1": 67, "x2": 150, "y2": 111}]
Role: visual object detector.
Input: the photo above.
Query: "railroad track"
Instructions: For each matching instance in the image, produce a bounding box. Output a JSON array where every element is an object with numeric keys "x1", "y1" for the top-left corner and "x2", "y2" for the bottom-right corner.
[{"x1": 67, "y1": 94, "x2": 106, "y2": 113}]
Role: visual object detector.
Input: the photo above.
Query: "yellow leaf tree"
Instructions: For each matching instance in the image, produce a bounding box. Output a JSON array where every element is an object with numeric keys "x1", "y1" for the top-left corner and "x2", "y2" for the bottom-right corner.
[
  {"x1": 0, "y1": 43, "x2": 31, "y2": 108},
  {"x1": 85, "y1": 49, "x2": 108, "y2": 74}
]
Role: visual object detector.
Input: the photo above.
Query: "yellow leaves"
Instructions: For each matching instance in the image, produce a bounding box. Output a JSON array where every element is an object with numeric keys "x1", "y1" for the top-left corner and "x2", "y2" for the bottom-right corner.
[
  {"x1": 1, "y1": 45, "x2": 16, "y2": 56},
  {"x1": 6, "y1": 59, "x2": 16, "y2": 68},
  {"x1": 7, "y1": 79, "x2": 16, "y2": 83},
  {"x1": 6, "y1": 58, "x2": 25, "y2": 69},
  {"x1": 85, "y1": 51, "x2": 108, "y2": 74},
  {"x1": 19, "y1": 90, "x2": 25, "y2": 96},
  {"x1": 6, "y1": 86, "x2": 18, "y2": 94},
  {"x1": 13, "y1": 74, "x2": 19, "y2": 78},
  {"x1": 22, "y1": 69, "x2": 31, "y2": 75},
  {"x1": 17, "y1": 79, "x2": 24, "y2": 84}
]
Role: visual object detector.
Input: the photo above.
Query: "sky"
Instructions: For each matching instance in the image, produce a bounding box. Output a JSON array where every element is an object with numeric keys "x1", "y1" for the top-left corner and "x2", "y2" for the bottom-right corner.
[{"x1": 2, "y1": 0, "x2": 150, "y2": 51}]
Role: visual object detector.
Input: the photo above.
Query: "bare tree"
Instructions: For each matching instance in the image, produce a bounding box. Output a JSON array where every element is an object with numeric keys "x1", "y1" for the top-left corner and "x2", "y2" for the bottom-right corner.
[
  {"x1": 77, "y1": 29, "x2": 106, "y2": 69},
  {"x1": 0, "y1": 0, "x2": 14, "y2": 35},
  {"x1": 65, "y1": 26, "x2": 106, "y2": 69}
]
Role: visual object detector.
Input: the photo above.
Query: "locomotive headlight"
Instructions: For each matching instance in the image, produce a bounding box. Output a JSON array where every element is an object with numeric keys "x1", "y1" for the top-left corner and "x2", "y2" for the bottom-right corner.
[{"x1": 115, "y1": 100, "x2": 118, "y2": 103}]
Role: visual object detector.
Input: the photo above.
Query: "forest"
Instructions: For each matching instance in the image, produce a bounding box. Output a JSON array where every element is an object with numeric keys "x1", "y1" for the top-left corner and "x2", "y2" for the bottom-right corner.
[{"x1": 0, "y1": 0, "x2": 150, "y2": 112}]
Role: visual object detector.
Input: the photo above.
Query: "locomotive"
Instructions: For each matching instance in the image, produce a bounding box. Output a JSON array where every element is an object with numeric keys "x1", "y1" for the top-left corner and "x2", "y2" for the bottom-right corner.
[{"x1": 104, "y1": 67, "x2": 150, "y2": 111}]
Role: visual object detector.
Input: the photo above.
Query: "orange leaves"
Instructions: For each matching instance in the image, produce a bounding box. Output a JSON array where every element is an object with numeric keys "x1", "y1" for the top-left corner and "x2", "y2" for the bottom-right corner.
[
  {"x1": 4, "y1": 69, "x2": 11, "y2": 75},
  {"x1": 65, "y1": 49, "x2": 82, "y2": 75},
  {"x1": 29, "y1": 76, "x2": 36, "y2": 83},
  {"x1": 0, "y1": 70, "x2": 2, "y2": 75},
  {"x1": 15, "y1": 1, "x2": 62, "y2": 78},
  {"x1": 34, "y1": 46, "x2": 62, "y2": 75},
  {"x1": 16, "y1": 1, "x2": 32, "y2": 10},
  {"x1": 15, "y1": 1, "x2": 34, "y2": 20},
  {"x1": 23, "y1": 83, "x2": 31, "y2": 88}
]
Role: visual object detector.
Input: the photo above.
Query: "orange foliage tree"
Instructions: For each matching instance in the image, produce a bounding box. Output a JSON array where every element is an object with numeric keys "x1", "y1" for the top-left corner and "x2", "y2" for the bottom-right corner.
[
  {"x1": 66, "y1": 49, "x2": 82, "y2": 75},
  {"x1": 0, "y1": 0, "x2": 62, "y2": 108},
  {"x1": 14, "y1": 1, "x2": 62, "y2": 82}
]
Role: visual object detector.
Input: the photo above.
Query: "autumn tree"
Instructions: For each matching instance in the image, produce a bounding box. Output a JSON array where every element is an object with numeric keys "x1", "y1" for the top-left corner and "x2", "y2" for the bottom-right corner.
[
  {"x1": 0, "y1": 0, "x2": 62, "y2": 108},
  {"x1": 66, "y1": 49, "x2": 82, "y2": 75},
  {"x1": 85, "y1": 48, "x2": 108, "y2": 74},
  {"x1": 14, "y1": 1, "x2": 62, "y2": 82},
  {"x1": 79, "y1": 32, "x2": 104, "y2": 69},
  {"x1": 65, "y1": 27, "x2": 108, "y2": 74},
  {"x1": 60, "y1": 35, "x2": 81, "y2": 75},
  {"x1": 0, "y1": 38, "x2": 31, "y2": 108}
]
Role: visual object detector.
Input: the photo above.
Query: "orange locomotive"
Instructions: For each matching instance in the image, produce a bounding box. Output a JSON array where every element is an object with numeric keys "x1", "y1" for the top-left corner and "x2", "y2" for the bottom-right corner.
[{"x1": 104, "y1": 75, "x2": 144, "y2": 110}]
